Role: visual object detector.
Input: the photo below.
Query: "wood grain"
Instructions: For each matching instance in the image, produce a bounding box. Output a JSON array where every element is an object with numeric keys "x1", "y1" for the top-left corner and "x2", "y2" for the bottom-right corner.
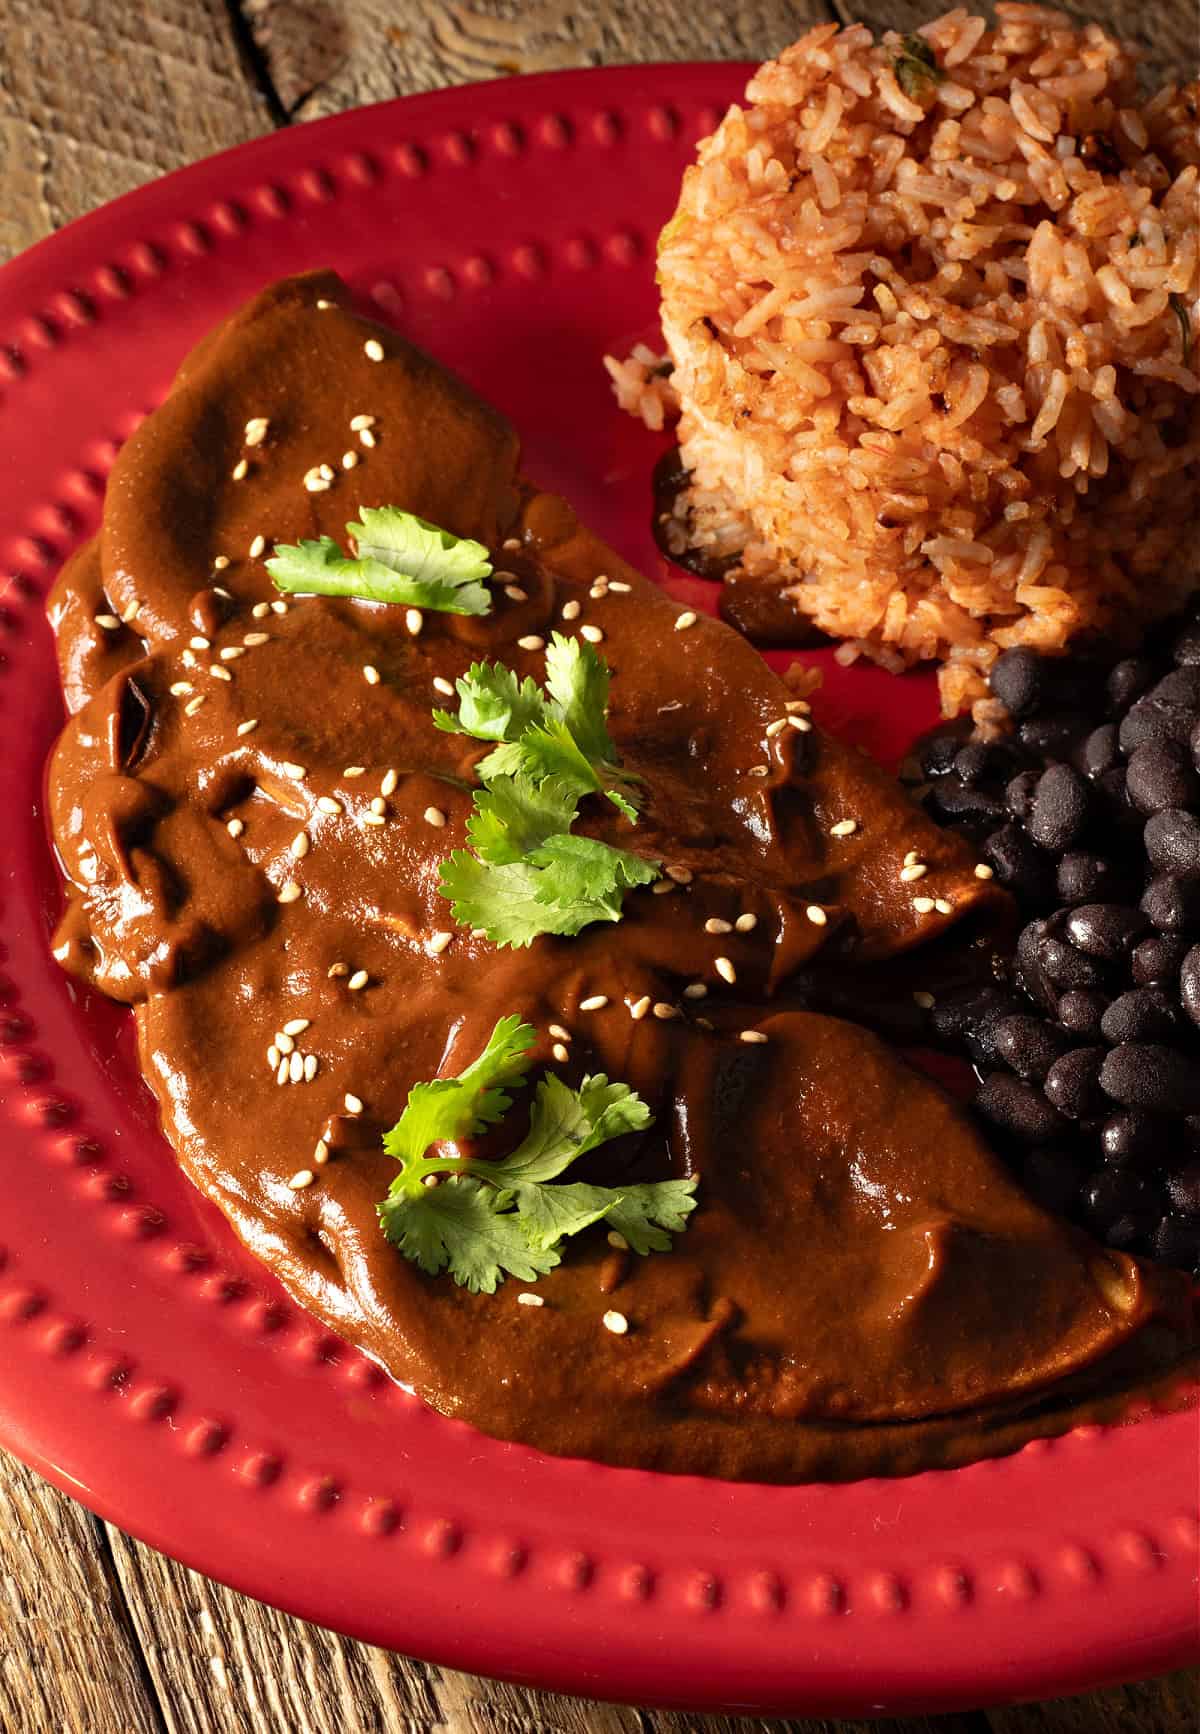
[
  {"x1": 0, "y1": 2, "x2": 1196, "y2": 1731},
  {"x1": 0, "y1": 0, "x2": 271, "y2": 262}
]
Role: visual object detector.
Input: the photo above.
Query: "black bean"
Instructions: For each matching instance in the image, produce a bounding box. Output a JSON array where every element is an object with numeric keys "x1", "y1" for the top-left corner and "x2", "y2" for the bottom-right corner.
[
  {"x1": 1044, "y1": 1046, "x2": 1107, "y2": 1119},
  {"x1": 990, "y1": 648, "x2": 1050, "y2": 719},
  {"x1": 952, "y1": 743, "x2": 994, "y2": 785},
  {"x1": 1016, "y1": 917, "x2": 1057, "y2": 1010},
  {"x1": 1028, "y1": 764, "x2": 1090, "y2": 851},
  {"x1": 929, "y1": 987, "x2": 1021, "y2": 1051},
  {"x1": 1178, "y1": 942, "x2": 1200, "y2": 1027},
  {"x1": 1119, "y1": 669, "x2": 1200, "y2": 752},
  {"x1": 1077, "y1": 723, "x2": 1120, "y2": 780},
  {"x1": 1165, "y1": 1161, "x2": 1200, "y2": 1217},
  {"x1": 1101, "y1": 1109, "x2": 1165, "y2": 1166},
  {"x1": 1144, "y1": 808, "x2": 1200, "y2": 879},
  {"x1": 928, "y1": 782, "x2": 1005, "y2": 823},
  {"x1": 1190, "y1": 716, "x2": 1200, "y2": 774},
  {"x1": 1081, "y1": 1167, "x2": 1157, "y2": 1230},
  {"x1": 1107, "y1": 657, "x2": 1155, "y2": 713},
  {"x1": 1132, "y1": 933, "x2": 1190, "y2": 985},
  {"x1": 1005, "y1": 771, "x2": 1039, "y2": 822},
  {"x1": 1150, "y1": 1214, "x2": 1200, "y2": 1269},
  {"x1": 1171, "y1": 620, "x2": 1200, "y2": 666},
  {"x1": 1100, "y1": 987, "x2": 1180, "y2": 1044},
  {"x1": 1094, "y1": 766, "x2": 1135, "y2": 827},
  {"x1": 1057, "y1": 989, "x2": 1110, "y2": 1038},
  {"x1": 984, "y1": 823, "x2": 1053, "y2": 902},
  {"x1": 1126, "y1": 739, "x2": 1200, "y2": 815},
  {"x1": 1036, "y1": 932, "x2": 1110, "y2": 990},
  {"x1": 1019, "y1": 713, "x2": 1093, "y2": 761},
  {"x1": 990, "y1": 1014, "x2": 1069, "y2": 1081},
  {"x1": 1057, "y1": 851, "x2": 1119, "y2": 905},
  {"x1": 1100, "y1": 1042, "x2": 1200, "y2": 1114},
  {"x1": 1063, "y1": 902, "x2": 1148, "y2": 960},
  {"x1": 976, "y1": 1073, "x2": 1066, "y2": 1143},
  {"x1": 1141, "y1": 874, "x2": 1200, "y2": 933},
  {"x1": 1021, "y1": 1148, "x2": 1089, "y2": 1215},
  {"x1": 919, "y1": 731, "x2": 963, "y2": 777}
]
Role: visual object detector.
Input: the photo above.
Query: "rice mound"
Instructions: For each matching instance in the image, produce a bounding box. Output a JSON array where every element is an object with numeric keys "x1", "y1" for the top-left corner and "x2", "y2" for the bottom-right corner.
[{"x1": 613, "y1": 6, "x2": 1200, "y2": 723}]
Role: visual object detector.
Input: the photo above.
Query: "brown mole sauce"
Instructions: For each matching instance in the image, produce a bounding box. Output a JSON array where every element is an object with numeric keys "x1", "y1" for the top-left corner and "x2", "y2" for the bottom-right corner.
[{"x1": 45, "y1": 273, "x2": 1196, "y2": 1483}]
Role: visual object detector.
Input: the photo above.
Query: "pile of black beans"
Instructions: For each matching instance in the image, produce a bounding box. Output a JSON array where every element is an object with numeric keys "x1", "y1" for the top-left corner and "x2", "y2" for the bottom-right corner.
[{"x1": 910, "y1": 613, "x2": 1200, "y2": 1278}]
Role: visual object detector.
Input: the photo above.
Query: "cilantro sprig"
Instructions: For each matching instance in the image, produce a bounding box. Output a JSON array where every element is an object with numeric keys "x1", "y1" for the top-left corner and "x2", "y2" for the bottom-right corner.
[
  {"x1": 435, "y1": 634, "x2": 660, "y2": 946},
  {"x1": 267, "y1": 506, "x2": 493, "y2": 614},
  {"x1": 377, "y1": 1016, "x2": 698, "y2": 1292},
  {"x1": 893, "y1": 32, "x2": 943, "y2": 100}
]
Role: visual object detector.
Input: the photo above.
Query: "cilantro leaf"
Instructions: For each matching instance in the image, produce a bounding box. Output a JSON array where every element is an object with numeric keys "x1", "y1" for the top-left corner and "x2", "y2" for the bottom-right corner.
[
  {"x1": 438, "y1": 850, "x2": 628, "y2": 945},
  {"x1": 894, "y1": 32, "x2": 943, "y2": 99},
  {"x1": 466, "y1": 774, "x2": 580, "y2": 865},
  {"x1": 267, "y1": 507, "x2": 492, "y2": 614},
  {"x1": 525, "y1": 833, "x2": 659, "y2": 903},
  {"x1": 377, "y1": 1019, "x2": 696, "y2": 1292},
  {"x1": 432, "y1": 660, "x2": 551, "y2": 742},
  {"x1": 544, "y1": 633, "x2": 616, "y2": 766}
]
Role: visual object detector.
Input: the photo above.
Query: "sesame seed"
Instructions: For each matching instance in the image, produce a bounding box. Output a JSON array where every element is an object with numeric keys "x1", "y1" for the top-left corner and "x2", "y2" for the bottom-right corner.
[
  {"x1": 282, "y1": 762, "x2": 306, "y2": 778},
  {"x1": 363, "y1": 665, "x2": 380, "y2": 685},
  {"x1": 314, "y1": 1140, "x2": 329, "y2": 1166},
  {"x1": 303, "y1": 1053, "x2": 318, "y2": 1082},
  {"x1": 913, "y1": 991, "x2": 935, "y2": 1010},
  {"x1": 552, "y1": 1041, "x2": 570, "y2": 1062},
  {"x1": 248, "y1": 534, "x2": 266, "y2": 559},
  {"x1": 561, "y1": 599, "x2": 581, "y2": 621},
  {"x1": 704, "y1": 917, "x2": 732, "y2": 935},
  {"x1": 275, "y1": 1032, "x2": 295, "y2": 1056},
  {"x1": 975, "y1": 862, "x2": 995, "y2": 879},
  {"x1": 785, "y1": 699, "x2": 811, "y2": 714},
  {"x1": 765, "y1": 718, "x2": 788, "y2": 738},
  {"x1": 591, "y1": 576, "x2": 609, "y2": 595},
  {"x1": 548, "y1": 1023, "x2": 571, "y2": 1042},
  {"x1": 95, "y1": 614, "x2": 121, "y2": 631},
  {"x1": 344, "y1": 1093, "x2": 363, "y2": 1114},
  {"x1": 121, "y1": 600, "x2": 141, "y2": 624},
  {"x1": 370, "y1": 796, "x2": 386, "y2": 815},
  {"x1": 427, "y1": 931, "x2": 453, "y2": 956},
  {"x1": 651, "y1": 880, "x2": 675, "y2": 896},
  {"x1": 317, "y1": 796, "x2": 343, "y2": 815},
  {"x1": 213, "y1": 585, "x2": 234, "y2": 600},
  {"x1": 182, "y1": 651, "x2": 197, "y2": 669},
  {"x1": 380, "y1": 768, "x2": 398, "y2": 797},
  {"x1": 303, "y1": 469, "x2": 331, "y2": 493},
  {"x1": 347, "y1": 970, "x2": 369, "y2": 991},
  {"x1": 652, "y1": 1002, "x2": 680, "y2": 1020},
  {"x1": 342, "y1": 450, "x2": 358, "y2": 470},
  {"x1": 903, "y1": 850, "x2": 921, "y2": 867},
  {"x1": 735, "y1": 913, "x2": 758, "y2": 932},
  {"x1": 517, "y1": 635, "x2": 545, "y2": 652},
  {"x1": 588, "y1": 584, "x2": 607, "y2": 601},
  {"x1": 602, "y1": 1310, "x2": 628, "y2": 1336},
  {"x1": 283, "y1": 1018, "x2": 310, "y2": 1036},
  {"x1": 170, "y1": 681, "x2": 193, "y2": 697},
  {"x1": 935, "y1": 898, "x2": 954, "y2": 916},
  {"x1": 607, "y1": 1231, "x2": 629, "y2": 1250},
  {"x1": 502, "y1": 538, "x2": 522, "y2": 552},
  {"x1": 900, "y1": 863, "x2": 928, "y2": 883},
  {"x1": 433, "y1": 677, "x2": 455, "y2": 697},
  {"x1": 504, "y1": 585, "x2": 528, "y2": 602},
  {"x1": 288, "y1": 1169, "x2": 314, "y2": 1190},
  {"x1": 683, "y1": 982, "x2": 707, "y2": 999},
  {"x1": 361, "y1": 813, "x2": 386, "y2": 827},
  {"x1": 405, "y1": 607, "x2": 423, "y2": 637},
  {"x1": 423, "y1": 806, "x2": 446, "y2": 828},
  {"x1": 214, "y1": 556, "x2": 231, "y2": 571},
  {"x1": 913, "y1": 897, "x2": 936, "y2": 914},
  {"x1": 580, "y1": 624, "x2": 604, "y2": 644},
  {"x1": 267, "y1": 1045, "x2": 279, "y2": 1069},
  {"x1": 190, "y1": 636, "x2": 211, "y2": 651},
  {"x1": 288, "y1": 1051, "x2": 304, "y2": 1083},
  {"x1": 739, "y1": 1030, "x2": 769, "y2": 1044},
  {"x1": 316, "y1": 298, "x2": 333, "y2": 310},
  {"x1": 609, "y1": 580, "x2": 632, "y2": 594},
  {"x1": 364, "y1": 339, "x2": 384, "y2": 361},
  {"x1": 244, "y1": 417, "x2": 269, "y2": 446},
  {"x1": 276, "y1": 1057, "x2": 289, "y2": 1086},
  {"x1": 674, "y1": 611, "x2": 698, "y2": 631},
  {"x1": 747, "y1": 764, "x2": 769, "y2": 778},
  {"x1": 278, "y1": 881, "x2": 302, "y2": 905},
  {"x1": 232, "y1": 458, "x2": 248, "y2": 481},
  {"x1": 350, "y1": 414, "x2": 376, "y2": 431},
  {"x1": 328, "y1": 962, "x2": 349, "y2": 978},
  {"x1": 290, "y1": 831, "x2": 309, "y2": 858},
  {"x1": 272, "y1": 599, "x2": 288, "y2": 614},
  {"x1": 806, "y1": 905, "x2": 828, "y2": 926},
  {"x1": 252, "y1": 602, "x2": 271, "y2": 619},
  {"x1": 666, "y1": 865, "x2": 693, "y2": 884},
  {"x1": 830, "y1": 819, "x2": 858, "y2": 837},
  {"x1": 344, "y1": 765, "x2": 365, "y2": 778},
  {"x1": 516, "y1": 1292, "x2": 545, "y2": 1308},
  {"x1": 695, "y1": 1016, "x2": 715, "y2": 1032},
  {"x1": 209, "y1": 664, "x2": 233, "y2": 682},
  {"x1": 787, "y1": 715, "x2": 813, "y2": 732},
  {"x1": 184, "y1": 695, "x2": 206, "y2": 716},
  {"x1": 714, "y1": 957, "x2": 736, "y2": 985},
  {"x1": 628, "y1": 995, "x2": 651, "y2": 1021},
  {"x1": 359, "y1": 428, "x2": 377, "y2": 449},
  {"x1": 579, "y1": 994, "x2": 609, "y2": 1012},
  {"x1": 226, "y1": 818, "x2": 244, "y2": 838},
  {"x1": 220, "y1": 646, "x2": 245, "y2": 661}
]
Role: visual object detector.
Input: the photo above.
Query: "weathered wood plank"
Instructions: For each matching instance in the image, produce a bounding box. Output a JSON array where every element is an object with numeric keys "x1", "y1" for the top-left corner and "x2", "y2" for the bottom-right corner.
[
  {"x1": 238, "y1": 0, "x2": 831, "y2": 119},
  {"x1": 0, "y1": 0, "x2": 273, "y2": 262},
  {"x1": 0, "y1": 1454, "x2": 160, "y2": 1734}
]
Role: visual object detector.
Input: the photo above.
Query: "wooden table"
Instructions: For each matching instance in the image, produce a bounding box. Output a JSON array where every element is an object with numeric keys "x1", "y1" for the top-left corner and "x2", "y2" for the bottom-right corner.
[{"x1": 1, "y1": 4, "x2": 1196, "y2": 1730}]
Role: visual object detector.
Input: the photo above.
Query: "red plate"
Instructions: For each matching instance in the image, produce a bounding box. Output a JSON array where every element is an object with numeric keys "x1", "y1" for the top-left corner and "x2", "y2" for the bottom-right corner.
[{"x1": 0, "y1": 66, "x2": 1196, "y2": 1716}]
